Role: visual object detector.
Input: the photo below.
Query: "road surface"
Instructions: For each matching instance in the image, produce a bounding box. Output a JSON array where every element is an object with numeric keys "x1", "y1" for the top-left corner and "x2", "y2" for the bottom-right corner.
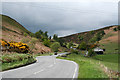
[{"x1": 1, "y1": 53, "x2": 78, "y2": 79}]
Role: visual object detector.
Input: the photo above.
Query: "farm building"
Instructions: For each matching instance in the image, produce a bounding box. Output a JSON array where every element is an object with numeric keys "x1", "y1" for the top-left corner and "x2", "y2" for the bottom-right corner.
[{"x1": 94, "y1": 47, "x2": 104, "y2": 54}]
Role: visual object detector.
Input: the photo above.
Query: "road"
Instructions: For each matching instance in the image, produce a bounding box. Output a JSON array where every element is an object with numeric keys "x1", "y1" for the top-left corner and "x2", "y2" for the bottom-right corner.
[{"x1": 1, "y1": 53, "x2": 78, "y2": 79}]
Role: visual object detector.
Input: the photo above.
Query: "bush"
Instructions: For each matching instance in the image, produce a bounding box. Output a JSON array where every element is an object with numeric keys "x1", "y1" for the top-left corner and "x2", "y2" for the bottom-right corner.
[
  {"x1": 50, "y1": 42, "x2": 61, "y2": 52},
  {"x1": 90, "y1": 31, "x2": 95, "y2": 35},
  {"x1": 24, "y1": 33, "x2": 28, "y2": 37},
  {"x1": 88, "y1": 49, "x2": 95, "y2": 57},
  {"x1": 113, "y1": 28, "x2": 117, "y2": 31},
  {"x1": 70, "y1": 49, "x2": 79, "y2": 54},
  {"x1": 30, "y1": 33, "x2": 35, "y2": 37},
  {"x1": 43, "y1": 39, "x2": 51, "y2": 47},
  {"x1": 89, "y1": 31, "x2": 105, "y2": 43},
  {"x1": 78, "y1": 35, "x2": 83, "y2": 40},
  {"x1": 66, "y1": 42, "x2": 73, "y2": 49},
  {"x1": 78, "y1": 41, "x2": 87, "y2": 50}
]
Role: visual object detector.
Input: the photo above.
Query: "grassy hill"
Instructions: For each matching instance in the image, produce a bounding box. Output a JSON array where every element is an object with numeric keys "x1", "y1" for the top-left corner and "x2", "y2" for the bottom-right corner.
[
  {"x1": 60, "y1": 25, "x2": 118, "y2": 44},
  {"x1": 1, "y1": 14, "x2": 51, "y2": 54}
]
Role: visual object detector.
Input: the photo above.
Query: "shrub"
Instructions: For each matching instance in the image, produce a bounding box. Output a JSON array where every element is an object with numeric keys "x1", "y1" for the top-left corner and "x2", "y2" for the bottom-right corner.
[
  {"x1": 1, "y1": 40, "x2": 29, "y2": 53},
  {"x1": 88, "y1": 49, "x2": 95, "y2": 57},
  {"x1": 113, "y1": 28, "x2": 117, "y2": 31},
  {"x1": 66, "y1": 42, "x2": 73, "y2": 49},
  {"x1": 78, "y1": 35, "x2": 83, "y2": 40},
  {"x1": 78, "y1": 41, "x2": 87, "y2": 50},
  {"x1": 90, "y1": 31, "x2": 95, "y2": 35},
  {"x1": 24, "y1": 33, "x2": 28, "y2": 37},
  {"x1": 50, "y1": 42, "x2": 61, "y2": 52},
  {"x1": 30, "y1": 33, "x2": 35, "y2": 37},
  {"x1": 70, "y1": 49, "x2": 79, "y2": 54},
  {"x1": 43, "y1": 39, "x2": 51, "y2": 47},
  {"x1": 89, "y1": 31, "x2": 105, "y2": 43}
]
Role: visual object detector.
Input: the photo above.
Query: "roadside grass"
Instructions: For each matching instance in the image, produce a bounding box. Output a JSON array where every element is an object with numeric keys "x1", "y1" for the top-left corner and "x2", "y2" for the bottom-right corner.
[
  {"x1": 57, "y1": 54, "x2": 108, "y2": 78},
  {"x1": 99, "y1": 42, "x2": 118, "y2": 54},
  {"x1": 93, "y1": 54, "x2": 118, "y2": 71},
  {"x1": 1, "y1": 53, "x2": 36, "y2": 71}
]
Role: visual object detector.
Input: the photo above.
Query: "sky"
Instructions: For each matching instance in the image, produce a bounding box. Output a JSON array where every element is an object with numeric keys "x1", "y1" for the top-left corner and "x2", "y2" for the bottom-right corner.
[{"x1": 2, "y1": 0, "x2": 118, "y2": 37}]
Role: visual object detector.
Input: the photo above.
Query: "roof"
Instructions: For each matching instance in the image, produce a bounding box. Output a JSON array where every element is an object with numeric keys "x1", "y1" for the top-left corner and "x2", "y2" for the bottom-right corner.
[{"x1": 94, "y1": 47, "x2": 104, "y2": 52}]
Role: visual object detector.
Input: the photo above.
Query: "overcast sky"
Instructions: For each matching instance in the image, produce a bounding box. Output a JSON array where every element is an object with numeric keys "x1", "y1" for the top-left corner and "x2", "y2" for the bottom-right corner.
[{"x1": 2, "y1": 1, "x2": 118, "y2": 37}]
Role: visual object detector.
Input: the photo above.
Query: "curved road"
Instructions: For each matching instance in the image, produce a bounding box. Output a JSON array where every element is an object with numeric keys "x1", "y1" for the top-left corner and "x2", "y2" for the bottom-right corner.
[{"x1": 1, "y1": 53, "x2": 78, "y2": 79}]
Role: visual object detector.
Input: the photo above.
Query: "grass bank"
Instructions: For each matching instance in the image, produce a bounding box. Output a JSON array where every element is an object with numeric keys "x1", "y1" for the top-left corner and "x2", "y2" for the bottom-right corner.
[
  {"x1": 57, "y1": 54, "x2": 108, "y2": 78},
  {"x1": 1, "y1": 53, "x2": 36, "y2": 71},
  {"x1": 93, "y1": 54, "x2": 118, "y2": 71}
]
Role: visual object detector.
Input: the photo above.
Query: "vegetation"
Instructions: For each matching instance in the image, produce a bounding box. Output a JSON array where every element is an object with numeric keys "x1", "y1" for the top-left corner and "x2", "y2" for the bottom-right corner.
[
  {"x1": 99, "y1": 42, "x2": 118, "y2": 54},
  {"x1": 66, "y1": 41, "x2": 73, "y2": 49},
  {"x1": 89, "y1": 31, "x2": 105, "y2": 43},
  {"x1": 24, "y1": 32, "x2": 28, "y2": 37},
  {"x1": 57, "y1": 54, "x2": 108, "y2": 78},
  {"x1": 21, "y1": 38, "x2": 30, "y2": 43},
  {"x1": 93, "y1": 54, "x2": 118, "y2": 71},
  {"x1": 34, "y1": 30, "x2": 48, "y2": 41},
  {"x1": 78, "y1": 35, "x2": 83, "y2": 40},
  {"x1": 77, "y1": 41, "x2": 87, "y2": 50},
  {"x1": 70, "y1": 49, "x2": 79, "y2": 54},
  {"x1": 53, "y1": 34, "x2": 58, "y2": 41},
  {"x1": 2, "y1": 15, "x2": 30, "y2": 34},
  {"x1": 1, "y1": 53, "x2": 36, "y2": 71},
  {"x1": 43, "y1": 39, "x2": 51, "y2": 47},
  {"x1": 88, "y1": 49, "x2": 95, "y2": 57},
  {"x1": 1, "y1": 40, "x2": 29, "y2": 53},
  {"x1": 50, "y1": 42, "x2": 61, "y2": 52}
]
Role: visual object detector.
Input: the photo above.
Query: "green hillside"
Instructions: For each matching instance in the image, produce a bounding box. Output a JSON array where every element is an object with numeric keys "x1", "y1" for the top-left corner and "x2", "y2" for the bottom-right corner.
[
  {"x1": 1, "y1": 14, "x2": 31, "y2": 34},
  {"x1": 60, "y1": 25, "x2": 118, "y2": 44}
]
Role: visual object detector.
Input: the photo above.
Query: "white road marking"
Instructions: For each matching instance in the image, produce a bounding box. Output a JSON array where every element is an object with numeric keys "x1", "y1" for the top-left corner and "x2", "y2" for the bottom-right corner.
[
  {"x1": 72, "y1": 62, "x2": 78, "y2": 80},
  {"x1": 34, "y1": 69, "x2": 44, "y2": 74},
  {"x1": 57, "y1": 59, "x2": 78, "y2": 79}
]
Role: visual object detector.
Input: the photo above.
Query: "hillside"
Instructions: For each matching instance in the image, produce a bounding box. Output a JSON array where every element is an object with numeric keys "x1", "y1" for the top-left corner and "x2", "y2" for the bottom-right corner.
[
  {"x1": 1, "y1": 14, "x2": 51, "y2": 54},
  {"x1": 60, "y1": 25, "x2": 118, "y2": 44}
]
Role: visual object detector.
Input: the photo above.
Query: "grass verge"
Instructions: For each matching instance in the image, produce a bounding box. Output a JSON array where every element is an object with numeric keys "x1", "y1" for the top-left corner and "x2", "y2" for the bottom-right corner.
[
  {"x1": 1, "y1": 53, "x2": 36, "y2": 71},
  {"x1": 57, "y1": 54, "x2": 108, "y2": 78},
  {"x1": 93, "y1": 54, "x2": 118, "y2": 71}
]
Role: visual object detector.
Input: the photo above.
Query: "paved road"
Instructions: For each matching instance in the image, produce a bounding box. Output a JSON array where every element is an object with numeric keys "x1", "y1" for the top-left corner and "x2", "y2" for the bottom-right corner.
[{"x1": 1, "y1": 53, "x2": 78, "y2": 79}]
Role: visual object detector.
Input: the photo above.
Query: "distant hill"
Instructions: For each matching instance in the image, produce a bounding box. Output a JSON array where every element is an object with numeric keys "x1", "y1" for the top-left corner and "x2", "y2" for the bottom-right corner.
[
  {"x1": 60, "y1": 25, "x2": 118, "y2": 44},
  {"x1": 1, "y1": 14, "x2": 51, "y2": 53}
]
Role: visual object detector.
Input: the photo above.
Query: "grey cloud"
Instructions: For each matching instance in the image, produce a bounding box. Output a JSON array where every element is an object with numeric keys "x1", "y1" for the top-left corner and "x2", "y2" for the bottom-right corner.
[{"x1": 2, "y1": 2, "x2": 118, "y2": 37}]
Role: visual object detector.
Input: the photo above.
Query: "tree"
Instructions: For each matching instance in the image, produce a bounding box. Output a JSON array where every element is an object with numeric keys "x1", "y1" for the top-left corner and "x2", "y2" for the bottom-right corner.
[
  {"x1": 43, "y1": 39, "x2": 51, "y2": 47},
  {"x1": 78, "y1": 41, "x2": 87, "y2": 50},
  {"x1": 88, "y1": 49, "x2": 95, "y2": 57},
  {"x1": 53, "y1": 34, "x2": 58, "y2": 41},
  {"x1": 24, "y1": 33, "x2": 28, "y2": 37},
  {"x1": 44, "y1": 31, "x2": 48, "y2": 38},
  {"x1": 113, "y1": 28, "x2": 117, "y2": 31},
  {"x1": 35, "y1": 32, "x2": 41, "y2": 38},
  {"x1": 30, "y1": 33, "x2": 35, "y2": 37},
  {"x1": 49, "y1": 36, "x2": 51, "y2": 40},
  {"x1": 78, "y1": 35, "x2": 83, "y2": 40},
  {"x1": 50, "y1": 42, "x2": 61, "y2": 52},
  {"x1": 67, "y1": 41, "x2": 73, "y2": 49},
  {"x1": 39, "y1": 30, "x2": 43, "y2": 34}
]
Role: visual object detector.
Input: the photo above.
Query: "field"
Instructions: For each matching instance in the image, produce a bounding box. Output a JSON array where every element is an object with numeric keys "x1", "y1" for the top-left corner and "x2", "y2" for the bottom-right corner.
[
  {"x1": 99, "y1": 42, "x2": 118, "y2": 54},
  {"x1": 58, "y1": 53, "x2": 118, "y2": 78},
  {"x1": 93, "y1": 54, "x2": 118, "y2": 71}
]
